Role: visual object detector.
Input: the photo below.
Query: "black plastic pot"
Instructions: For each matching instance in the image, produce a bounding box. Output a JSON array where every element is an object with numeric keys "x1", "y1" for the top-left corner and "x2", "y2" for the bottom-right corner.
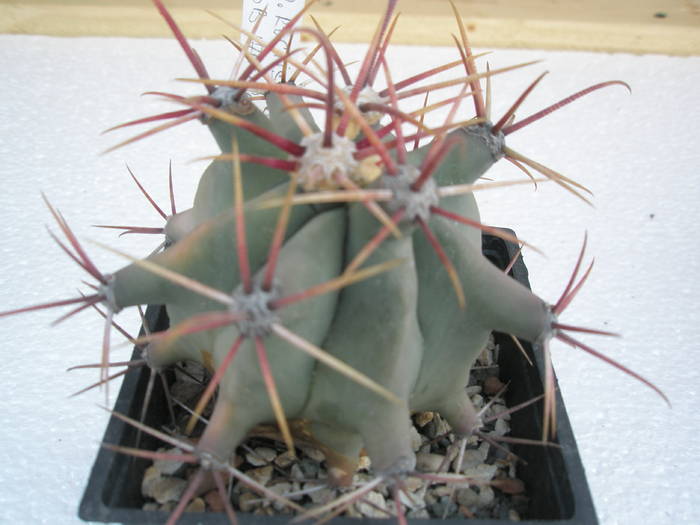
[{"x1": 79, "y1": 232, "x2": 598, "y2": 524}]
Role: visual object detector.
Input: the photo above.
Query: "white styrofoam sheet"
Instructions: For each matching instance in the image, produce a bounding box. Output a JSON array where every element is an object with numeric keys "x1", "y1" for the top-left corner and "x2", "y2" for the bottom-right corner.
[{"x1": 0, "y1": 32, "x2": 699, "y2": 524}]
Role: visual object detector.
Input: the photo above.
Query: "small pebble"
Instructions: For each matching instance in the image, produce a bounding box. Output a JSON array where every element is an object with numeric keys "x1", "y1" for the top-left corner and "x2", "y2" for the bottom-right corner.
[
  {"x1": 433, "y1": 414, "x2": 452, "y2": 436},
  {"x1": 301, "y1": 446, "x2": 325, "y2": 462},
  {"x1": 238, "y1": 491, "x2": 259, "y2": 512},
  {"x1": 153, "y1": 447, "x2": 186, "y2": 475},
  {"x1": 298, "y1": 458, "x2": 320, "y2": 479},
  {"x1": 415, "y1": 452, "x2": 445, "y2": 472},
  {"x1": 344, "y1": 504, "x2": 362, "y2": 518},
  {"x1": 483, "y1": 375, "x2": 506, "y2": 395},
  {"x1": 429, "y1": 497, "x2": 457, "y2": 518},
  {"x1": 141, "y1": 465, "x2": 161, "y2": 498},
  {"x1": 494, "y1": 417, "x2": 509, "y2": 436},
  {"x1": 403, "y1": 476, "x2": 423, "y2": 493},
  {"x1": 357, "y1": 455, "x2": 371, "y2": 471},
  {"x1": 443, "y1": 441, "x2": 459, "y2": 464},
  {"x1": 407, "y1": 508, "x2": 430, "y2": 518},
  {"x1": 379, "y1": 483, "x2": 392, "y2": 498},
  {"x1": 204, "y1": 489, "x2": 225, "y2": 512},
  {"x1": 453, "y1": 448, "x2": 486, "y2": 471},
  {"x1": 290, "y1": 463, "x2": 305, "y2": 481},
  {"x1": 307, "y1": 485, "x2": 337, "y2": 505},
  {"x1": 477, "y1": 486, "x2": 495, "y2": 507},
  {"x1": 269, "y1": 482, "x2": 293, "y2": 511},
  {"x1": 466, "y1": 385, "x2": 482, "y2": 396},
  {"x1": 478, "y1": 441, "x2": 490, "y2": 460},
  {"x1": 275, "y1": 450, "x2": 295, "y2": 468},
  {"x1": 414, "y1": 411, "x2": 434, "y2": 427},
  {"x1": 462, "y1": 463, "x2": 498, "y2": 482},
  {"x1": 151, "y1": 477, "x2": 187, "y2": 504},
  {"x1": 456, "y1": 487, "x2": 478, "y2": 507},
  {"x1": 355, "y1": 490, "x2": 387, "y2": 518},
  {"x1": 352, "y1": 472, "x2": 373, "y2": 486},
  {"x1": 246, "y1": 447, "x2": 277, "y2": 466},
  {"x1": 432, "y1": 485, "x2": 454, "y2": 497},
  {"x1": 185, "y1": 497, "x2": 205, "y2": 512},
  {"x1": 477, "y1": 347, "x2": 492, "y2": 366},
  {"x1": 396, "y1": 486, "x2": 421, "y2": 510},
  {"x1": 424, "y1": 420, "x2": 438, "y2": 439},
  {"x1": 169, "y1": 381, "x2": 203, "y2": 405},
  {"x1": 247, "y1": 465, "x2": 273, "y2": 485}
]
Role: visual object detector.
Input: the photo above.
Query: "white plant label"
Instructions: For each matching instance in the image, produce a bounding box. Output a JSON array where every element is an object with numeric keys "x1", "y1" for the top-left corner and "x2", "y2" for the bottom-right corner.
[{"x1": 241, "y1": 0, "x2": 305, "y2": 83}]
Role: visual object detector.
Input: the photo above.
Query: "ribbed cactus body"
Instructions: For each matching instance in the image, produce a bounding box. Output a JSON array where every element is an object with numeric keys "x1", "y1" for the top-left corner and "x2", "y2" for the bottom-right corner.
[
  {"x1": 410, "y1": 191, "x2": 488, "y2": 430},
  {"x1": 105, "y1": 95, "x2": 552, "y2": 481},
  {"x1": 113, "y1": 181, "x2": 316, "y2": 312},
  {"x1": 198, "y1": 207, "x2": 347, "y2": 460},
  {"x1": 0, "y1": 2, "x2": 654, "y2": 521},
  {"x1": 192, "y1": 114, "x2": 289, "y2": 227},
  {"x1": 266, "y1": 90, "x2": 320, "y2": 143},
  {"x1": 302, "y1": 202, "x2": 423, "y2": 475}
]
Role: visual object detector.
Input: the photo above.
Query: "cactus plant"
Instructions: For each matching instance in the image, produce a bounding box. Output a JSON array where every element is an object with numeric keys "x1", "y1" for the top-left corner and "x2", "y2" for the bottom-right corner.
[{"x1": 0, "y1": 0, "x2": 670, "y2": 523}]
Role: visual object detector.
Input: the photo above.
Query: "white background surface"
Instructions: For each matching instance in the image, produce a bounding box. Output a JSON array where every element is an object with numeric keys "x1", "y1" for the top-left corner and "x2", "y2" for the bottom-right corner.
[{"x1": 0, "y1": 28, "x2": 699, "y2": 525}]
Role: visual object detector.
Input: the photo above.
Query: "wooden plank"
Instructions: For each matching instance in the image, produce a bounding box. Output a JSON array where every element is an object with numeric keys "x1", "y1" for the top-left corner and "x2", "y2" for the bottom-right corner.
[{"x1": 1, "y1": 0, "x2": 698, "y2": 55}]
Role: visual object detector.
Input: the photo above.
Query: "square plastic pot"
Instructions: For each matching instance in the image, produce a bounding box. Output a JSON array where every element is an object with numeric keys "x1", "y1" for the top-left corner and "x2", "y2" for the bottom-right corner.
[{"x1": 79, "y1": 231, "x2": 598, "y2": 524}]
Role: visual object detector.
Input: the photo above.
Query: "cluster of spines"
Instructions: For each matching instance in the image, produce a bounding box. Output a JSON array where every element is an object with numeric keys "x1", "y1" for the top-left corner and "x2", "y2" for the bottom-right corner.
[{"x1": 0, "y1": 1, "x2": 670, "y2": 524}]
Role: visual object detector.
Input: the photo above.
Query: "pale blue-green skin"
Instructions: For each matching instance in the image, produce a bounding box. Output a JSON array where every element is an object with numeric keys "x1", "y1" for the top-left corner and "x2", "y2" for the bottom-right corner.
[
  {"x1": 302, "y1": 203, "x2": 423, "y2": 474},
  {"x1": 197, "y1": 207, "x2": 347, "y2": 460},
  {"x1": 265, "y1": 90, "x2": 320, "y2": 145},
  {"x1": 108, "y1": 103, "x2": 550, "y2": 479},
  {"x1": 192, "y1": 110, "x2": 289, "y2": 228}
]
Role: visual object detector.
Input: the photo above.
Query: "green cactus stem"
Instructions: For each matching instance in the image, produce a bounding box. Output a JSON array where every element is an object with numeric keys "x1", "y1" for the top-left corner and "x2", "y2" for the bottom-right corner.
[{"x1": 0, "y1": 2, "x2": 671, "y2": 524}]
